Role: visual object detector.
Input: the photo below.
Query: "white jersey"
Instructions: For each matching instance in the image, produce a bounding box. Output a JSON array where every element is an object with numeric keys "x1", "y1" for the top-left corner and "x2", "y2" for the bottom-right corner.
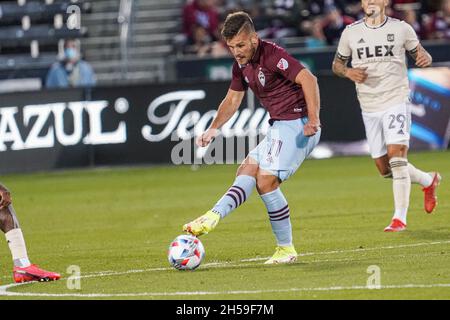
[{"x1": 337, "y1": 17, "x2": 419, "y2": 113}]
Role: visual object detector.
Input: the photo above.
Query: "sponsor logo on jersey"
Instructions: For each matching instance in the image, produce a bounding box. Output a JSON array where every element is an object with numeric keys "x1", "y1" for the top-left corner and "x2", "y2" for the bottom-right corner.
[
  {"x1": 387, "y1": 34, "x2": 395, "y2": 42},
  {"x1": 277, "y1": 58, "x2": 289, "y2": 71},
  {"x1": 258, "y1": 70, "x2": 265, "y2": 86},
  {"x1": 358, "y1": 38, "x2": 365, "y2": 44},
  {"x1": 356, "y1": 45, "x2": 394, "y2": 59}
]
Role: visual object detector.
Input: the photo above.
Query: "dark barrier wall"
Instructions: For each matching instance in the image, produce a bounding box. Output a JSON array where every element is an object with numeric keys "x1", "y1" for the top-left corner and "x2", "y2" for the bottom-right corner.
[{"x1": 1, "y1": 73, "x2": 448, "y2": 174}]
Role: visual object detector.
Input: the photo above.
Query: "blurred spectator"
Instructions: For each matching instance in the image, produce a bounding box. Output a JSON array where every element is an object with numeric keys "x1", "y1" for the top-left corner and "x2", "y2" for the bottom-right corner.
[
  {"x1": 403, "y1": 8, "x2": 423, "y2": 35},
  {"x1": 182, "y1": 0, "x2": 220, "y2": 43},
  {"x1": 322, "y1": 5, "x2": 354, "y2": 45},
  {"x1": 305, "y1": 17, "x2": 327, "y2": 48},
  {"x1": 391, "y1": 0, "x2": 422, "y2": 12},
  {"x1": 210, "y1": 39, "x2": 231, "y2": 57},
  {"x1": 303, "y1": 0, "x2": 348, "y2": 17},
  {"x1": 248, "y1": 2, "x2": 271, "y2": 33},
  {"x1": 45, "y1": 39, "x2": 96, "y2": 88},
  {"x1": 184, "y1": 24, "x2": 214, "y2": 56},
  {"x1": 177, "y1": 0, "x2": 450, "y2": 56},
  {"x1": 271, "y1": 0, "x2": 302, "y2": 38},
  {"x1": 424, "y1": 0, "x2": 450, "y2": 40},
  {"x1": 344, "y1": 0, "x2": 364, "y2": 20},
  {"x1": 184, "y1": 23, "x2": 231, "y2": 57}
]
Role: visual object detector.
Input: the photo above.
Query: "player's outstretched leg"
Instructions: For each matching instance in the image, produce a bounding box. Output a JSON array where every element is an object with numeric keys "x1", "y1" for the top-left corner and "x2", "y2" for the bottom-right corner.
[
  {"x1": 379, "y1": 156, "x2": 441, "y2": 217},
  {"x1": 408, "y1": 163, "x2": 442, "y2": 213},
  {"x1": 260, "y1": 188, "x2": 297, "y2": 264},
  {"x1": 0, "y1": 205, "x2": 61, "y2": 283},
  {"x1": 422, "y1": 172, "x2": 441, "y2": 213},
  {"x1": 183, "y1": 175, "x2": 256, "y2": 236}
]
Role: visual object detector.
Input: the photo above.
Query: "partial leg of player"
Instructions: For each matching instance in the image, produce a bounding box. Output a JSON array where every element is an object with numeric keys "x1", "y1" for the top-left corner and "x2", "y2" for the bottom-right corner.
[
  {"x1": 258, "y1": 174, "x2": 297, "y2": 264},
  {"x1": 422, "y1": 172, "x2": 441, "y2": 214},
  {"x1": 264, "y1": 245, "x2": 298, "y2": 264},
  {"x1": 0, "y1": 201, "x2": 60, "y2": 283},
  {"x1": 183, "y1": 159, "x2": 257, "y2": 236},
  {"x1": 376, "y1": 155, "x2": 442, "y2": 218}
]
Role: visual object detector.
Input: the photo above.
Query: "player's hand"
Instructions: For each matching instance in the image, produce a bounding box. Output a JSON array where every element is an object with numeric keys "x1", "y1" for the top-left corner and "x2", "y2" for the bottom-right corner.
[
  {"x1": 196, "y1": 128, "x2": 219, "y2": 147},
  {"x1": 0, "y1": 187, "x2": 12, "y2": 209},
  {"x1": 304, "y1": 120, "x2": 321, "y2": 137},
  {"x1": 415, "y1": 48, "x2": 432, "y2": 68},
  {"x1": 345, "y1": 67, "x2": 368, "y2": 83}
]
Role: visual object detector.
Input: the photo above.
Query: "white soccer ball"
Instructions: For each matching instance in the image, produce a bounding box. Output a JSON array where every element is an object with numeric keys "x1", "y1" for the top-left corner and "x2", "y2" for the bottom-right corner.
[{"x1": 168, "y1": 235, "x2": 205, "y2": 270}]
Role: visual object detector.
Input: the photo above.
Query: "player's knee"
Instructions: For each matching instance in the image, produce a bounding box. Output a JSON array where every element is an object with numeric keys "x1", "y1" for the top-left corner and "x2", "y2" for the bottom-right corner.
[
  {"x1": 0, "y1": 207, "x2": 15, "y2": 233},
  {"x1": 387, "y1": 145, "x2": 408, "y2": 158},
  {"x1": 374, "y1": 156, "x2": 391, "y2": 177},
  {"x1": 382, "y1": 171, "x2": 393, "y2": 179},
  {"x1": 389, "y1": 157, "x2": 409, "y2": 178},
  {"x1": 378, "y1": 166, "x2": 392, "y2": 178},
  {"x1": 0, "y1": 208, "x2": 6, "y2": 226},
  {"x1": 256, "y1": 179, "x2": 274, "y2": 195},
  {"x1": 256, "y1": 172, "x2": 279, "y2": 195},
  {"x1": 236, "y1": 159, "x2": 258, "y2": 177}
]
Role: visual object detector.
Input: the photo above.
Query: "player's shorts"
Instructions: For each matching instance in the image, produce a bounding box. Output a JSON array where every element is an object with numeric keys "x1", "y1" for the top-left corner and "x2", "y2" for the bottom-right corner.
[
  {"x1": 362, "y1": 102, "x2": 411, "y2": 159},
  {"x1": 248, "y1": 117, "x2": 321, "y2": 181}
]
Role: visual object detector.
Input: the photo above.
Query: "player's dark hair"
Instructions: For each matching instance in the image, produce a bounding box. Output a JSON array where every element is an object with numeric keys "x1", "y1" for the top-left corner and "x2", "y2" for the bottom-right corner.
[{"x1": 221, "y1": 11, "x2": 255, "y2": 40}]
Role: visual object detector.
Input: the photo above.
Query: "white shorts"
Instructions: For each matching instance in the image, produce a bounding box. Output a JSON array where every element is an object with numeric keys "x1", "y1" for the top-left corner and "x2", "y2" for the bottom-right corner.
[{"x1": 362, "y1": 103, "x2": 411, "y2": 159}]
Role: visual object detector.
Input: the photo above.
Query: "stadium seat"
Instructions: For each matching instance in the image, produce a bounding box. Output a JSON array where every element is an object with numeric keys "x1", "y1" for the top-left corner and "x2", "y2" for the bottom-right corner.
[{"x1": 0, "y1": 0, "x2": 90, "y2": 83}]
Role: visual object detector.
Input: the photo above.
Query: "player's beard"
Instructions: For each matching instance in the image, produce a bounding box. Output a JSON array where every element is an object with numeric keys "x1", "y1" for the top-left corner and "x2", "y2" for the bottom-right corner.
[
  {"x1": 365, "y1": 6, "x2": 384, "y2": 24},
  {"x1": 366, "y1": 9, "x2": 375, "y2": 17},
  {"x1": 235, "y1": 42, "x2": 256, "y2": 65}
]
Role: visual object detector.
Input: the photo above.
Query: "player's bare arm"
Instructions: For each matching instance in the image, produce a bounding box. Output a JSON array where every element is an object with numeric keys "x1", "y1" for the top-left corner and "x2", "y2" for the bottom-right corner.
[
  {"x1": 196, "y1": 89, "x2": 245, "y2": 147},
  {"x1": 295, "y1": 69, "x2": 321, "y2": 136},
  {"x1": 0, "y1": 183, "x2": 12, "y2": 209},
  {"x1": 408, "y1": 43, "x2": 432, "y2": 68},
  {"x1": 332, "y1": 53, "x2": 368, "y2": 83},
  {"x1": 331, "y1": 52, "x2": 349, "y2": 78}
]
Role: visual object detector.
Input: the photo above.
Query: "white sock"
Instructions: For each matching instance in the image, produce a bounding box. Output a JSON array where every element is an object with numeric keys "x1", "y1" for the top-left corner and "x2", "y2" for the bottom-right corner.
[
  {"x1": 408, "y1": 163, "x2": 433, "y2": 187},
  {"x1": 393, "y1": 208, "x2": 408, "y2": 225},
  {"x1": 5, "y1": 228, "x2": 31, "y2": 267},
  {"x1": 389, "y1": 157, "x2": 411, "y2": 225}
]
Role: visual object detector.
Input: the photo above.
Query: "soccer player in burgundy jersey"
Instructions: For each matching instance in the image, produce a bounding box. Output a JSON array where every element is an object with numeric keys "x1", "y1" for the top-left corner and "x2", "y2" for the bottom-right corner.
[
  {"x1": 183, "y1": 11, "x2": 321, "y2": 264},
  {"x1": 0, "y1": 183, "x2": 60, "y2": 282}
]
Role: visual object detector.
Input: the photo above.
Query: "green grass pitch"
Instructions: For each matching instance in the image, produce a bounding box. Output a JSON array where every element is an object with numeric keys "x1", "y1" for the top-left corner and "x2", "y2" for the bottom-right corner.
[{"x1": 0, "y1": 151, "x2": 448, "y2": 300}]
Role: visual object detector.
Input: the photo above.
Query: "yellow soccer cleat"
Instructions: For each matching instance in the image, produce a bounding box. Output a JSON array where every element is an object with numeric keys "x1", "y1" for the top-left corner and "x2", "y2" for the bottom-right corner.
[
  {"x1": 183, "y1": 210, "x2": 220, "y2": 236},
  {"x1": 264, "y1": 245, "x2": 298, "y2": 264}
]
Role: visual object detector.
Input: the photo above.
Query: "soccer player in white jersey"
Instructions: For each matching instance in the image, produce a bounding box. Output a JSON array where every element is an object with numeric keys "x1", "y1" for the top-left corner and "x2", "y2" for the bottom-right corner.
[{"x1": 332, "y1": 0, "x2": 441, "y2": 232}]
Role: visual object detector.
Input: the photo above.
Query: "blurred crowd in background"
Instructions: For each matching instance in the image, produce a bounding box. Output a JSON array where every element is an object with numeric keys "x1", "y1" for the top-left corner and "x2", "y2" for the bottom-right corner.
[
  {"x1": 0, "y1": 0, "x2": 448, "y2": 89},
  {"x1": 180, "y1": 0, "x2": 450, "y2": 56}
]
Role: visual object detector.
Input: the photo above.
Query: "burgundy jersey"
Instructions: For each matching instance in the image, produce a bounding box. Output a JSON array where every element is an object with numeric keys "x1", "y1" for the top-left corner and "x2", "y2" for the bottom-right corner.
[{"x1": 229, "y1": 39, "x2": 307, "y2": 120}]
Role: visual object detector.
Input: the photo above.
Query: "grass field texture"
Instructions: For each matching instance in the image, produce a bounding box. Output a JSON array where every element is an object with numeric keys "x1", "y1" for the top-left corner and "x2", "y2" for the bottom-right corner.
[{"x1": 0, "y1": 151, "x2": 449, "y2": 299}]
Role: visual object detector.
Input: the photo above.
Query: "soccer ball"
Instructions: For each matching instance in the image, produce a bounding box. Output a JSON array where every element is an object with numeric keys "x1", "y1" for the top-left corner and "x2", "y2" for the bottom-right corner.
[{"x1": 168, "y1": 235, "x2": 205, "y2": 270}]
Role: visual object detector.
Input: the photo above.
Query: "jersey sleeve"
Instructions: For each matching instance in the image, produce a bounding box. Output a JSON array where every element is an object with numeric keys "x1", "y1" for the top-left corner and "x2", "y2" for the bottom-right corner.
[
  {"x1": 403, "y1": 22, "x2": 420, "y2": 52},
  {"x1": 266, "y1": 46, "x2": 304, "y2": 83},
  {"x1": 229, "y1": 62, "x2": 247, "y2": 92},
  {"x1": 336, "y1": 27, "x2": 352, "y2": 59}
]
